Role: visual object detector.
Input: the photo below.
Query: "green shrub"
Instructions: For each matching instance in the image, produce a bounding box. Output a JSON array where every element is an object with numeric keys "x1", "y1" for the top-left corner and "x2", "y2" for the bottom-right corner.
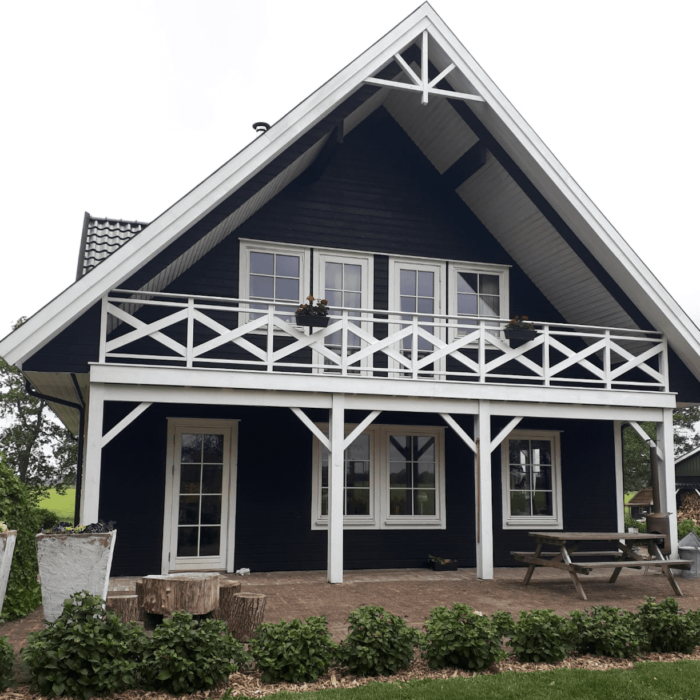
[
  {"x1": 422, "y1": 604, "x2": 507, "y2": 671},
  {"x1": 0, "y1": 458, "x2": 44, "y2": 621},
  {"x1": 21, "y1": 591, "x2": 148, "y2": 699},
  {"x1": 638, "y1": 597, "x2": 700, "y2": 653},
  {"x1": 35, "y1": 508, "x2": 61, "y2": 531},
  {"x1": 511, "y1": 609, "x2": 573, "y2": 663},
  {"x1": 144, "y1": 611, "x2": 248, "y2": 693},
  {"x1": 569, "y1": 606, "x2": 642, "y2": 658},
  {"x1": 678, "y1": 518, "x2": 700, "y2": 541},
  {"x1": 338, "y1": 605, "x2": 421, "y2": 676},
  {"x1": 0, "y1": 636, "x2": 14, "y2": 691},
  {"x1": 249, "y1": 616, "x2": 336, "y2": 684}
]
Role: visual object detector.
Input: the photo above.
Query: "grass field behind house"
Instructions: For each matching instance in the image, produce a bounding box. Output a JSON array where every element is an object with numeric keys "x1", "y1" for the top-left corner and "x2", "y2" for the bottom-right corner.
[
  {"x1": 265, "y1": 661, "x2": 700, "y2": 700},
  {"x1": 38, "y1": 487, "x2": 76, "y2": 523}
]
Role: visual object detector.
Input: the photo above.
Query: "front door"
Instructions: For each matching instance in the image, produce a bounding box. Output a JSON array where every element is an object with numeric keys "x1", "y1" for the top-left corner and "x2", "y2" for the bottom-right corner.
[{"x1": 164, "y1": 420, "x2": 238, "y2": 572}]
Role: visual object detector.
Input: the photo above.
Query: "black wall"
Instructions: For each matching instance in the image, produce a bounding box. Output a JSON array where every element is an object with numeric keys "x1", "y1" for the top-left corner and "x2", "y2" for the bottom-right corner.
[{"x1": 100, "y1": 402, "x2": 616, "y2": 576}]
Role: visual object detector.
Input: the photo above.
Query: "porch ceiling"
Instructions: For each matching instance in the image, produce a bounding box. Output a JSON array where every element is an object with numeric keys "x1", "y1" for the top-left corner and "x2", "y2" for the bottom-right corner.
[{"x1": 24, "y1": 371, "x2": 88, "y2": 435}]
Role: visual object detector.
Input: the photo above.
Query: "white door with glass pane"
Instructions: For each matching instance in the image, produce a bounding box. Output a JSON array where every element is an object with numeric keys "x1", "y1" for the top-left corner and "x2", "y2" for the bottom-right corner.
[
  {"x1": 388, "y1": 259, "x2": 445, "y2": 378},
  {"x1": 164, "y1": 421, "x2": 237, "y2": 572},
  {"x1": 314, "y1": 251, "x2": 372, "y2": 374}
]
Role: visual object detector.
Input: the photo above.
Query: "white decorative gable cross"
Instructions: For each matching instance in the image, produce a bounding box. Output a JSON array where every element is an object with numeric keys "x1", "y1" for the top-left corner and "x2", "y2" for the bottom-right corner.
[{"x1": 364, "y1": 30, "x2": 484, "y2": 105}]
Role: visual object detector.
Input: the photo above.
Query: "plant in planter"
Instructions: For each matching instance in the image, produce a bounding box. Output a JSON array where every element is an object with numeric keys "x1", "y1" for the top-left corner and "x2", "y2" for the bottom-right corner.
[
  {"x1": 0, "y1": 523, "x2": 17, "y2": 618},
  {"x1": 296, "y1": 295, "x2": 330, "y2": 327},
  {"x1": 36, "y1": 520, "x2": 117, "y2": 622},
  {"x1": 503, "y1": 315, "x2": 537, "y2": 343},
  {"x1": 428, "y1": 554, "x2": 459, "y2": 571}
]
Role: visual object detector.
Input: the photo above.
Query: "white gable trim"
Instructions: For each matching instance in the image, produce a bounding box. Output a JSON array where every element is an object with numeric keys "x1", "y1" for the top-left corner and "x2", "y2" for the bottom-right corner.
[{"x1": 2, "y1": 2, "x2": 700, "y2": 386}]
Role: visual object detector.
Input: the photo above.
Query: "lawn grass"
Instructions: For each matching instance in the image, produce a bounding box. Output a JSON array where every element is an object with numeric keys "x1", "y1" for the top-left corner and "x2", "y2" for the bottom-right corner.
[
  {"x1": 263, "y1": 661, "x2": 700, "y2": 699},
  {"x1": 38, "y1": 487, "x2": 76, "y2": 523}
]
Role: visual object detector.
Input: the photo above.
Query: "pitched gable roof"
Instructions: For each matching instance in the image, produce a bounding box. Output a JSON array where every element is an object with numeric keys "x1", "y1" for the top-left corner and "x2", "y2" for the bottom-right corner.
[{"x1": 2, "y1": 2, "x2": 700, "y2": 385}]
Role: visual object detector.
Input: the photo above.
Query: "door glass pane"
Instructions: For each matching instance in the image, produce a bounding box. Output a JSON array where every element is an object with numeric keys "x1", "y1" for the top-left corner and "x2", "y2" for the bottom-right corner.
[
  {"x1": 202, "y1": 435, "x2": 223, "y2": 463},
  {"x1": 417, "y1": 271, "x2": 434, "y2": 296},
  {"x1": 276, "y1": 255, "x2": 299, "y2": 278},
  {"x1": 178, "y1": 495, "x2": 200, "y2": 525},
  {"x1": 199, "y1": 527, "x2": 221, "y2": 556},
  {"x1": 177, "y1": 527, "x2": 198, "y2": 557},
  {"x1": 479, "y1": 274, "x2": 500, "y2": 296},
  {"x1": 180, "y1": 464, "x2": 201, "y2": 493},
  {"x1": 180, "y1": 434, "x2": 201, "y2": 462},
  {"x1": 202, "y1": 464, "x2": 223, "y2": 493},
  {"x1": 276, "y1": 277, "x2": 299, "y2": 301},
  {"x1": 250, "y1": 252, "x2": 274, "y2": 275},
  {"x1": 326, "y1": 262, "x2": 343, "y2": 290},
  {"x1": 457, "y1": 272, "x2": 478, "y2": 294},
  {"x1": 250, "y1": 275, "x2": 274, "y2": 299},
  {"x1": 201, "y1": 496, "x2": 222, "y2": 525},
  {"x1": 345, "y1": 264, "x2": 361, "y2": 291},
  {"x1": 400, "y1": 269, "x2": 416, "y2": 296}
]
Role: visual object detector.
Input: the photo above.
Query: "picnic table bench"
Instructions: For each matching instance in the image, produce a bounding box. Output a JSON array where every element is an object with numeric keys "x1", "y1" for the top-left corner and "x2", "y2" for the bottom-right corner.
[{"x1": 512, "y1": 532, "x2": 691, "y2": 601}]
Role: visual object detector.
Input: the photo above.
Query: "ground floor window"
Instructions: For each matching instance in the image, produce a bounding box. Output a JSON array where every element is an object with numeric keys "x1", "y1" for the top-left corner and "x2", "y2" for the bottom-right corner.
[
  {"x1": 312, "y1": 425, "x2": 445, "y2": 530},
  {"x1": 501, "y1": 430, "x2": 562, "y2": 529}
]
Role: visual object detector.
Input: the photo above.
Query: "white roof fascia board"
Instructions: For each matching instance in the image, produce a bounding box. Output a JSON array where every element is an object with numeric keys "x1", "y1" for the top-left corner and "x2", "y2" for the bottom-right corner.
[
  {"x1": 0, "y1": 8, "x2": 435, "y2": 368},
  {"x1": 423, "y1": 9, "x2": 700, "y2": 378}
]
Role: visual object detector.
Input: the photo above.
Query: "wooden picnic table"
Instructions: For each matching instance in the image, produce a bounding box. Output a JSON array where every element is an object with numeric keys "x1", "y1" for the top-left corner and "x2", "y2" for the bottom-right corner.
[{"x1": 512, "y1": 531, "x2": 691, "y2": 601}]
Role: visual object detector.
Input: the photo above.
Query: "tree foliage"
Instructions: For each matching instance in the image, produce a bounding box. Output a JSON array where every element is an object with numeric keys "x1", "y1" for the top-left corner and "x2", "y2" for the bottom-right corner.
[
  {"x1": 0, "y1": 320, "x2": 77, "y2": 493},
  {"x1": 623, "y1": 407, "x2": 700, "y2": 492}
]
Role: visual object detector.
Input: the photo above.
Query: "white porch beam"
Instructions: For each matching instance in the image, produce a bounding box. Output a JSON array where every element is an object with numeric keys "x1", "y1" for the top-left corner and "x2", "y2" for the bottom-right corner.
[
  {"x1": 343, "y1": 411, "x2": 381, "y2": 451},
  {"x1": 82, "y1": 384, "x2": 105, "y2": 525},
  {"x1": 290, "y1": 408, "x2": 331, "y2": 450},
  {"x1": 439, "y1": 413, "x2": 476, "y2": 453},
  {"x1": 628, "y1": 420, "x2": 663, "y2": 461},
  {"x1": 328, "y1": 394, "x2": 345, "y2": 584},
  {"x1": 101, "y1": 402, "x2": 152, "y2": 448},
  {"x1": 614, "y1": 421, "x2": 625, "y2": 533},
  {"x1": 490, "y1": 417, "x2": 523, "y2": 454},
  {"x1": 90, "y1": 363, "x2": 677, "y2": 412},
  {"x1": 657, "y1": 408, "x2": 678, "y2": 557},
  {"x1": 475, "y1": 400, "x2": 493, "y2": 580}
]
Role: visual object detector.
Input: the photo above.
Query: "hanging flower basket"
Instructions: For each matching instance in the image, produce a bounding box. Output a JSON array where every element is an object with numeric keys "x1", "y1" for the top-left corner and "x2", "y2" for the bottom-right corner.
[
  {"x1": 504, "y1": 328, "x2": 537, "y2": 342},
  {"x1": 295, "y1": 314, "x2": 330, "y2": 328}
]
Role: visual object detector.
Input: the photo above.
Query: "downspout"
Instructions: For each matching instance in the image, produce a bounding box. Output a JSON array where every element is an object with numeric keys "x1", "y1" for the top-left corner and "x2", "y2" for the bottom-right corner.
[{"x1": 24, "y1": 378, "x2": 85, "y2": 526}]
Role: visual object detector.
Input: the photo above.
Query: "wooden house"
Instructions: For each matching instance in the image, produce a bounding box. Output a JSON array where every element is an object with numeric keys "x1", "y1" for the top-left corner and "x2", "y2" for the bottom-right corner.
[{"x1": 2, "y1": 4, "x2": 700, "y2": 583}]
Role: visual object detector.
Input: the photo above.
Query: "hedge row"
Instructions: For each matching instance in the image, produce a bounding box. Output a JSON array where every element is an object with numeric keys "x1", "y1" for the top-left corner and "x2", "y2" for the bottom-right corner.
[{"x1": 11, "y1": 592, "x2": 700, "y2": 697}]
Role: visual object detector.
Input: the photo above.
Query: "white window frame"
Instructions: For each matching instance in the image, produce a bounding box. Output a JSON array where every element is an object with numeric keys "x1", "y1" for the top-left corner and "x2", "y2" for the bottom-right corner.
[
  {"x1": 501, "y1": 429, "x2": 562, "y2": 530},
  {"x1": 311, "y1": 424, "x2": 446, "y2": 530},
  {"x1": 238, "y1": 238, "x2": 311, "y2": 329},
  {"x1": 388, "y1": 256, "x2": 447, "y2": 377},
  {"x1": 162, "y1": 418, "x2": 240, "y2": 574},
  {"x1": 448, "y1": 261, "x2": 510, "y2": 341},
  {"x1": 313, "y1": 247, "x2": 374, "y2": 374}
]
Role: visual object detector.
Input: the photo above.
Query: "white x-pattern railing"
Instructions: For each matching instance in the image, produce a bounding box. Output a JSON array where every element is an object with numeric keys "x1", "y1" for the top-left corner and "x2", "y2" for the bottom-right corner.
[{"x1": 100, "y1": 290, "x2": 669, "y2": 392}]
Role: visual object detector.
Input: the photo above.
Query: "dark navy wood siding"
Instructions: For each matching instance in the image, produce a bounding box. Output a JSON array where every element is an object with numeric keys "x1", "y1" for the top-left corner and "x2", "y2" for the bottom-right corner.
[{"x1": 99, "y1": 402, "x2": 617, "y2": 576}]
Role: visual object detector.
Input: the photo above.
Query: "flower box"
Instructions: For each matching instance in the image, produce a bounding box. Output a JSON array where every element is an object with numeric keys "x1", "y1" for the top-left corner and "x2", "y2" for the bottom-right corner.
[
  {"x1": 36, "y1": 530, "x2": 117, "y2": 622},
  {"x1": 429, "y1": 559, "x2": 458, "y2": 572},
  {"x1": 0, "y1": 530, "x2": 17, "y2": 617},
  {"x1": 504, "y1": 328, "x2": 537, "y2": 342},
  {"x1": 296, "y1": 314, "x2": 330, "y2": 328}
]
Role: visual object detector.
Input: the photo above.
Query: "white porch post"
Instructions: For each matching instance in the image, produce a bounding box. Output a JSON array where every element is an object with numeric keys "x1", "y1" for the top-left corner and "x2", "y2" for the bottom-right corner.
[
  {"x1": 614, "y1": 421, "x2": 625, "y2": 533},
  {"x1": 81, "y1": 383, "x2": 105, "y2": 525},
  {"x1": 475, "y1": 400, "x2": 493, "y2": 580},
  {"x1": 657, "y1": 407, "x2": 678, "y2": 557},
  {"x1": 328, "y1": 393, "x2": 345, "y2": 583}
]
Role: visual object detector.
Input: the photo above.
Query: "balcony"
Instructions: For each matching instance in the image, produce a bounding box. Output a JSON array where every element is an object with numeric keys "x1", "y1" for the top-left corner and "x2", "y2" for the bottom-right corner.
[{"x1": 99, "y1": 290, "x2": 669, "y2": 395}]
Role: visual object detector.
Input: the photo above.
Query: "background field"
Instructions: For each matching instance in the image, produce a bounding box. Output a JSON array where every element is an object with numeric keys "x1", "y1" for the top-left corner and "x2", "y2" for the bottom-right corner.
[{"x1": 39, "y1": 488, "x2": 76, "y2": 523}]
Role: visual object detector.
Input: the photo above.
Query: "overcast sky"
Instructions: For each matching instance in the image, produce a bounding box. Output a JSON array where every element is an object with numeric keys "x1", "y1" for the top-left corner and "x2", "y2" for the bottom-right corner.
[{"x1": 1, "y1": 0, "x2": 698, "y2": 338}]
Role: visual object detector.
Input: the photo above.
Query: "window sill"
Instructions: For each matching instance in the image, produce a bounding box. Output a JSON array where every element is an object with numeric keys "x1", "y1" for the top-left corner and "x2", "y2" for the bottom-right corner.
[{"x1": 503, "y1": 519, "x2": 563, "y2": 530}]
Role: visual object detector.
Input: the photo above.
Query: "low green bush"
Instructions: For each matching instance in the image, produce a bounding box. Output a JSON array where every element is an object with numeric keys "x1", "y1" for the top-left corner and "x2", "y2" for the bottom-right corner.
[
  {"x1": 337, "y1": 605, "x2": 421, "y2": 676},
  {"x1": 249, "y1": 616, "x2": 336, "y2": 683},
  {"x1": 678, "y1": 518, "x2": 700, "y2": 541},
  {"x1": 35, "y1": 508, "x2": 61, "y2": 531},
  {"x1": 569, "y1": 606, "x2": 642, "y2": 658},
  {"x1": 511, "y1": 609, "x2": 573, "y2": 663},
  {"x1": 422, "y1": 604, "x2": 508, "y2": 671},
  {"x1": 0, "y1": 458, "x2": 43, "y2": 621},
  {"x1": 21, "y1": 591, "x2": 148, "y2": 699},
  {"x1": 637, "y1": 597, "x2": 700, "y2": 654},
  {"x1": 0, "y1": 636, "x2": 14, "y2": 691},
  {"x1": 144, "y1": 611, "x2": 248, "y2": 693}
]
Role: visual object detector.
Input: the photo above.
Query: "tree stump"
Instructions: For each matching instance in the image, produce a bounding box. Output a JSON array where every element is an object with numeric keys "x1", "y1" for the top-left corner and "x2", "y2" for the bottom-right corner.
[
  {"x1": 135, "y1": 579, "x2": 161, "y2": 631},
  {"x1": 106, "y1": 594, "x2": 142, "y2": 623},
  {"x1": 141, "y1": 572, "x2": 220, "y2": 616},
  {"x1": 229, "y1": 592, "x2": 266, "y2": 642},
  {"x1": 211, "y1": 579, "x2": 242, "y2": 630}
]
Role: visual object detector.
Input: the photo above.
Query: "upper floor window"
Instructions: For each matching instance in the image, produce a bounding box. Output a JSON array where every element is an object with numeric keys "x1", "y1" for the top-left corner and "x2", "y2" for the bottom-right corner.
[
  {"x1": 239, "y1": 239, "x2": 310, "y2": 321},
  {"x1": 501, "y1": 430, "x2": 562, "y2": 529},
  {"x1": 449, "y1": 262, "x2": 509, "y2": 337}
]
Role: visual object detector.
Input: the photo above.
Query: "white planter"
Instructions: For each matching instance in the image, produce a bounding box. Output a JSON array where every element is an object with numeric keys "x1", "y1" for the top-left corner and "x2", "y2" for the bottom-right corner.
[
  {"x1": 0, "y1": 530, "x2": 17, "y2": 617},
  {"x1": 36, "y1": 531, "x2": 117, "y2": 622}
]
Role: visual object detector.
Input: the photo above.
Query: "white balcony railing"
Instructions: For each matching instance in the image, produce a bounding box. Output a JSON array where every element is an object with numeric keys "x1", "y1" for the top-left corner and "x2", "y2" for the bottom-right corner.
[{"x1": 99, "y1": 290, "x2": 669, "y2": 392}]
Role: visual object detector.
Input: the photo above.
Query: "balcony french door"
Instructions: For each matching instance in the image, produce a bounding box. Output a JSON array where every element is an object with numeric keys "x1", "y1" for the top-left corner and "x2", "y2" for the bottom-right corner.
[{"x1": 165, "y1": 420, "x2": 237, "y2": 572}]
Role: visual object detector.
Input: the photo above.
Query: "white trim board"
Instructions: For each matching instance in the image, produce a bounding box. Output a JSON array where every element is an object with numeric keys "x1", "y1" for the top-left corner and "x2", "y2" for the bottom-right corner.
[{"x1": 2, "y1": 3, "x2": 700, "y2": 391}]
